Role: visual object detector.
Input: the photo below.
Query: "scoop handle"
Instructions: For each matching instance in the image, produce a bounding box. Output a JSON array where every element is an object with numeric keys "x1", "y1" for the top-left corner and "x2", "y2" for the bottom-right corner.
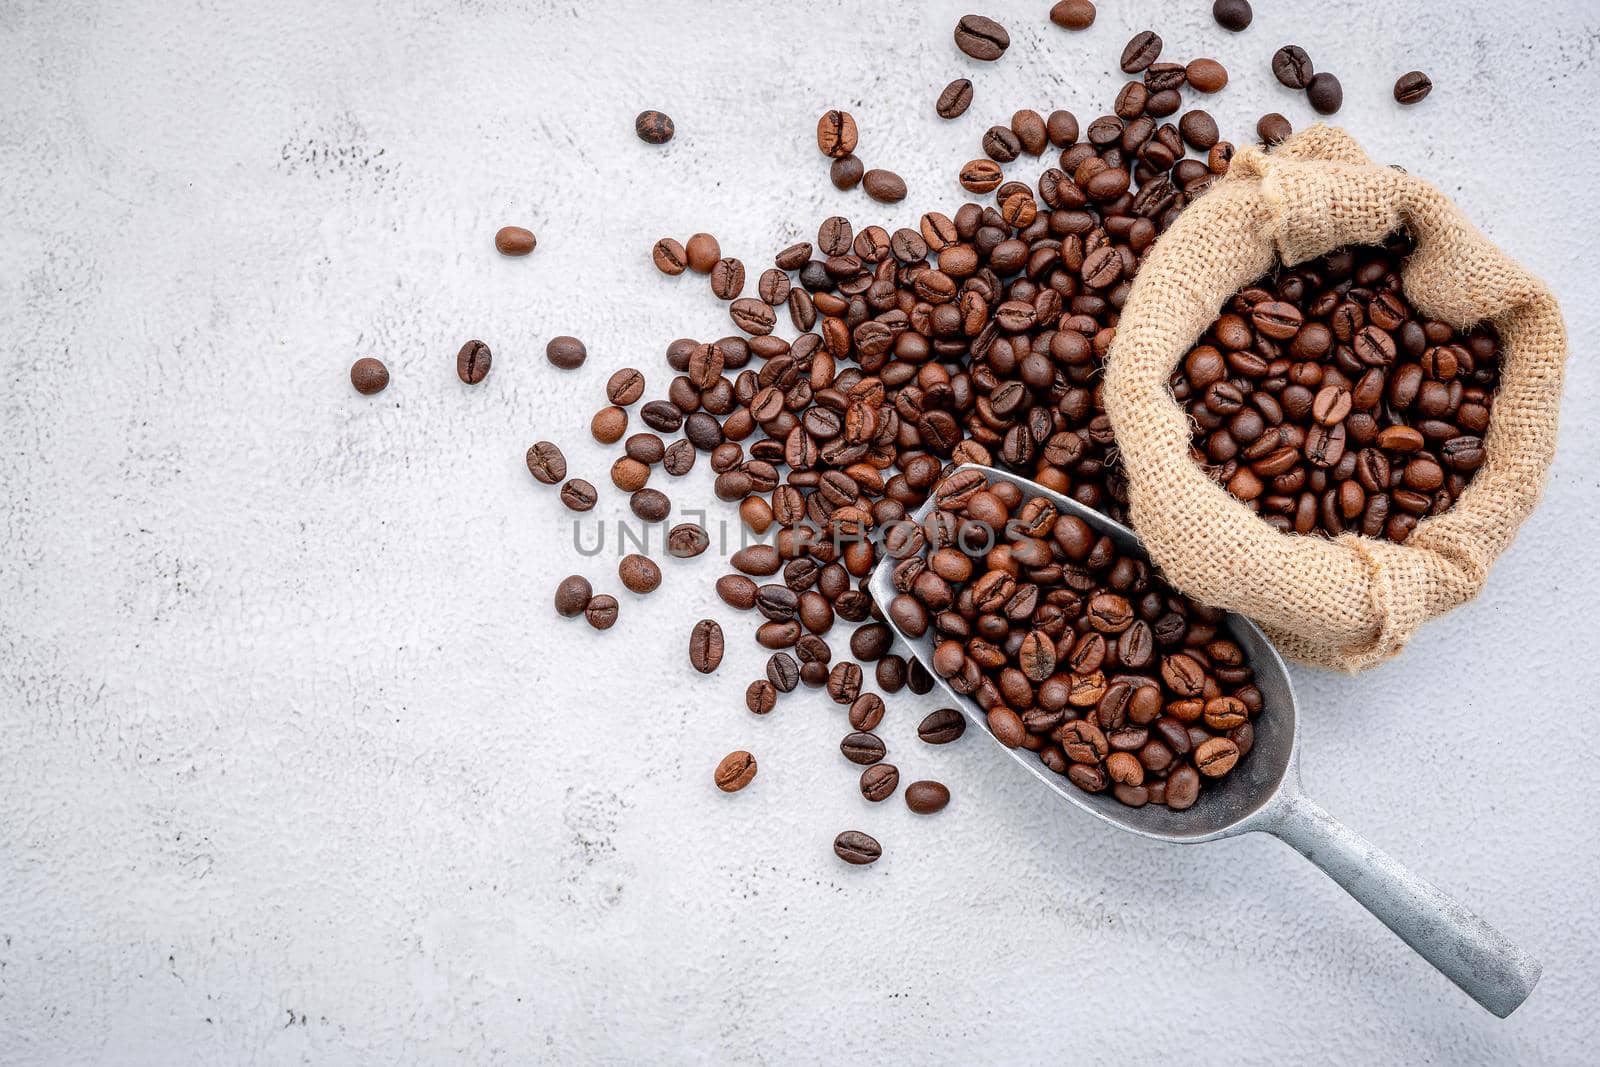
[{"x1": 1264, "y1": 791, "x2": 1540, "y2": 1017}]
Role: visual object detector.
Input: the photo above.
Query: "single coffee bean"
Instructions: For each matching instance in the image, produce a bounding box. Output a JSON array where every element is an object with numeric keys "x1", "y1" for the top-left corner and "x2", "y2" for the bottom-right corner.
[
  {"x1": 1307, "y1": 72, "x2": 1343, "y2": 115},
  {"x1": 525, "y1": 441, "x2": 567, "y2": 484},
  {"x1": 1272, "y1": 45, "x2": 1314, "y2": 90},
  {"x1": 685, "y1": 233, "x2": 721, "y2": 273},
  {"x1": 1257, "y1": 112, "x2": 1292, "y2": 145},
  {"x1": 958, "y1": 159, "x2": 1003, "y2": 192},
  {"x1": 860, "y1": 763, "x2": 899, "y2": 802},
  {"x1": 816, "y1": 110, "x2": 858, "y2": 158},
  {"x1": 1212, "y1": 0, "x2": 1252, "y2": 31},
  {"x1": 830, "y1": 154, "x2": 864, "y2": 190},
  {"x1": 936, "y1": 77, "x2": 974, "y2": 118},
  {"x1": 640, "y1": 400, "x2": 684, "y2": 432},
  {"x1": 905, "y1": 780, "x2": 950, "y2": 814},
  {"x1": 767, "y1": 652, "x2": 800, "y2": 692},
  {"x1": 560, "y1": 478, "x2": 598, "y2": 512},
  {"x1": 918, "y1": 707, "x2": 966, "y2": 744},
  {"x1": 618, "y1": 553, "x2": 661, "y2": 594},
  {"x1": 1185, "y1": 59, "x2": 1228, "y2": 94},
  {"x1": 1120, "y1": 31, "x2": 1162, "y2": 74},
  {"x1": 1179, "y1": 110, "x2": 1219, "y2": 151},
  {"x1": 630, "y1": 488, "x2": 670, "y2": 523},
  {"x1": 494, "y1": 226, "x2": 536, "y2": 256},
  {"x1": 554, "y1": 575, "x2": 592, "y2": 618},
  {"x1": 607, "y1": 368, "x2": 646, "y2": 406},
  {"x1": 833, "y1": 830, "x2": 881, "y2": 865},
  {"x1": 840, "y1": 731, "x2": 886, "y2": 765},
  {"x1": 1195, "y1": 737, "x2": 1240, "y2": 777},
  {"x1": 584, "y1": 594, "x2": 618, "y2": 630},
  {"x1": 862, "y1": 169, "x2": 907, "y2": 204},
  {"x1": 710, "y1": 257, "x2": 745, "y2": 300},
  {"x1": 689, "y1": 619, "x2": 725, "y2": 674},
  {"x1": 635, "y1": 110, "x2": 674, "y2": 144},
  {"x1": 827, "y1": 661, "x2": 863, "y2": 704},
  {"x1": 546, "y1": 335, "x2": 587, "y2": 370},
  {"x1": 717, "y1": 574, "x2": 759, "y2": 610},
  {"x1": 651, "y1": 237, "x2": 688, "y2": 275},
  {"x1": 350, "y1": 357, "x2": 389, "y2": 395},
  {"x1": 954, "y1": 14, "x2": 1009, "y2": 61},
  {"x1": 849, "y1": 693, "x2": 885, "y2": 731},
  {"x1": 667, "y1": 522, "x2": 709, "y2": 558},
  {"x1": 662, "y1": 439, "x2": 696, "y2": 476},
  {"x1": 1394, "y1": 70, "x2": 1433, "y2": 105},
  {"x1": 591, "y1": 406, "x2": 628, "y2": 444},
  {"x1": 746, "y1": 679, "x2": 777, "y2": 715},
  {"x1": 715, "y1": 750, "x2": 756, "y2": 792},
  {"x1": 1050, "y1": 0, "x2": 1095, "y2": 30}
]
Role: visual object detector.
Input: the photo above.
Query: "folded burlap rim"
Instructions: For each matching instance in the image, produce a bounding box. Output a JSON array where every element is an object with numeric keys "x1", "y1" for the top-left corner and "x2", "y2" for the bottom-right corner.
[{"x1": 1103, "y1": 126, "x2": 1567, "y2": 672}]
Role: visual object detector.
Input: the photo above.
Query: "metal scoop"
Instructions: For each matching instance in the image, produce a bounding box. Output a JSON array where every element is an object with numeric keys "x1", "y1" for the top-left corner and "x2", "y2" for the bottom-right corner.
[{"x1": 868, "y1": 463, "x2": 1541, "y2": 1017}]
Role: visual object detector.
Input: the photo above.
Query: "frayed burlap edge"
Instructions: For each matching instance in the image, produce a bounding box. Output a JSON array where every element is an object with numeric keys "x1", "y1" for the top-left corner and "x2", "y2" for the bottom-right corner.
[{"x1": 1103, "y1": 126, "x2": 1567, "y2": 672}]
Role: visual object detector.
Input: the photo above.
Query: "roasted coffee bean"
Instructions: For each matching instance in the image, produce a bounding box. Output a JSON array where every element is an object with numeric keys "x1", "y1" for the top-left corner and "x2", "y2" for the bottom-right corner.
[
  {"x1": 1257, "y1": 112, "x2": 1292, "y2": 145},
  {"x1": 936, "y1": 77, "x2": 975, "y2": 118},
  {"x1": 830, "y1": 154, "x2": 864, "y2": 190},
  {"x1": 456, "y1": 339, "x2": 491, "y2": 384},
  {"x1": 619, "y1": 553, "x2": 661, "y2": 594},
  {"x1": 863, "y1": 169, "x2": 907, "y2": 203},
  {"x1": 685, "y1": 233, "x2": 720, "y2": 273},
  {"x1": 546, "y1": 335, "x2": 587, "y2": 370},
  {"x1": 560, "y1": 478, "x2": 598, "y2": 512},
  {"x1": 954, "y1": 14, "x2": 1009, "y2": 61},
  {"x1": 635, "y1": 110, "x2": 674, "y2": 144},
  {"x1": 746, "y1": 679, "x2": 777, "y2": 715},
  {"x1": 525, "y1": 441, "x2": 567, "y2": 484},
  {"x1": 833, "y1": 830, "x2": 881, "y2": 865},
  {"x1": 350, "y1": 357, "x2": 389, "y2": 395},
  {"x1": 1394, "y1": 70, "x2": 1433, "y2": 105},
  {"x1": 592, "y1": 406, "x2": 628, "y2": 444},
  {"x1": 715, "y1": 750, "x2": 757, "y2": 792},
  {"x1": 840, "y1": 731, "x2": 886, "y2": 765},
  {"x1": 640, "y1": 400, "x2": 684, "y2": 433},
  {"x1": 860, "y1": 763, "x2": 899, "y2": 802},
  {"x1": 827, "y1": 662, "x2": 863, "y2": 704},
  {"x1": 1212, "y1": 0, "x2": 1252, "y2": 31},
  {"x1": 849, "y1": 693, "x2": 885, "y2": 731},
  {"x1": 710, "y1": 257, "x2": 745, "y2": 300},
  {"x1": 767, "y1": 652, "x2": 800, "y2": 692},
  {"x1": 667, "y1": 522, "x2": 710, "y2": 558},
  {"x1": 494, "y1": 226, "x2": 536, "y2": 256},
  {"x1": 1272, "y1": 45, "x2": 1314, "y2": 89},
  {"x1": 689, "y1": 619, "x2": 725, "y2": 674},
  {"x1": 630, "y1": 488, "x2": 671, "y2": 523},
  {"x1": 1307, "y1": 72, "x2": 1343, "y2": 115},
  {"x1": 652, "y1": 237, "x2": 688, "y2": 275},
  {"x1": 816, "y1": 110, "x2": 858, "y2": 157},
  {"x1": 1050, "y1": 0, "x2": 1096, "y2": 30},
  {"x1": 1120, "y1": 30, "x2": 1162, "y2": 74},
  {"x1": 717, "y1": 574, "x2": 759, "y2": 610},
  {"x1": 607, "y1": 368, "x2": 646, "y2": 406},
  {"x1": 1185, "y1": 58, "x2": 1228, "y2": 93},
  {"x1": 1178, "y1": 110, "x2": 1219, "y2": 151},
  {"x1": 918, "y1": 707, "x2": 967, "y2": 744},
  {"x1": 585, "y1": 594, "x2": 619, "y2": 630},
  {"x1": 905, "y1": 780, "x2": 950, "y2": 814},
  {"x1": 554, "y1": 575, "x2": 592, "y2": 618}
]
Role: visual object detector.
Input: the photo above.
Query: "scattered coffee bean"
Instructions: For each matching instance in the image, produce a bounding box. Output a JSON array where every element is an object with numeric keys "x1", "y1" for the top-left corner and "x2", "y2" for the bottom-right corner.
[
  {"x1": 905, "y1": 780, "x2": 950, "y2": 814},
  {"x1": 833, "y1": 830, "x2": 881, "y2": 865},
  {"x1": 685, "y1": 233, "x2": 721, "y2": 273},
  {"x1": 554, "y1": 575, "x2": 592, "y2": 618},
  {"x1": 918, "y1": 708, "x2": 967, "y2": 745},
  {"x1": 710, "y1": 257, "x2": 746, "y2": 300},
  {"x1": 715, "y1": 750, "x2": 757, "y2": 792},
  {"x1": 652, "y1": 237, "x2": 688, "y2": 275},
  {"x1": 816, "y1": 110, "x2": 858, "y2": 158},
  {"x1": 840, "y1": 731, "x2": 886, "y2": 765},
  {"x1": 862, "y1": 169, "x2": 907, "y2": 203},
  {"x1": 1307, "y1": 72, "x2": 1343, "y2": 115},
  {"x1": 1120, "y1": 30, "x2": 1162, "y2": 74},
  {"x1": 592, "y1": 406, "x2": 628, "y2": 444},
  {"x1": 936, "y1": 78, "x2": 974, "y2": 118},
  {"x1": 1050, "y1": 0, "x2": 1095, "y2": 31},
  {"x1": 958, "y1": 158, "x2": 1003, "y2": 192},
  {"x1": 860, "y1": 763, "x2": 899, "y2": 802},
  {"x1": 1212, "y1": 0, "x2": 1252, "y2": 31},
  {"x1": 619, "y1": 553, "x2": 661, "y2": 594},
  {"x1": 560, "y1": 478, "x2": 598, "y2": 512},
  {"x1": 1178, "y1": 234, "x2": 1500, "y2": 542},
  {"x1": 585, "y1": 594, "x2": 619, "y2": 630},
  {"x1": 689, "y1": 619, "x2": 725, "y2": 674},
  {"x1": 494, "y1": 226, "x2": 536, "y2": 256},
  {"x1": 1272, "y1": 45, "x2": 1314, "y2": 90},
  {"x1": 717, "y1": 574, "x2": 759, "y2": 610},
  {"x1": 631, "y1": 488, "x2": 671, "y2": 523},
  {"x1": 849, "y1": 693, "x2": 885, "y2": 731},
  {"x1": 663, "y1": 439, "x2": 696, "y2": 476},
  {"x1": 635, "y1": 110, "x2": 675, "y2": 144},
  {"x1": 611, "y1": 456, "x2": 650, "y2": 492},
  {"x1": 827, "y1": 662, "x2": 863, "y2": 704},
  {"x1": 1394, "y1": 70, "x2": 1433, "y2": 105},
  {"x1": 607, "y1": 368, "x2": 646, "y2": 406},
  {"x1": 747, "y1": 679, "x2": 778, "y2": 714},
  {"x1": 546, "y1": 336, "x2": 587, "y2": 370},
  {"x1": 1185, "y1": 59, "x2": 1228, "y2": 94},
  {"x1": 350, "y1": 357, "x2": 389, "y2": 395},
  {"x1": 525, "y1": 441, "x2": 566, "y2": 484},
  {"x1": 1258, "y1": 112, "x2": 1292, "y2": 145},
  {"x1": 954, "y1": 14, "x2": 1009, "y2": 61},
  {"x1": 830, "y1": 154, "x2": 864, "y2": 190}
]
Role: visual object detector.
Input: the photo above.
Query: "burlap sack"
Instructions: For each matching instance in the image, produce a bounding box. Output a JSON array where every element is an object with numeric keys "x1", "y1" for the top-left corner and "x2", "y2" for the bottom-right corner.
[{"x1": 1103, "y1": 126, "x2": 1567, "y2": 671}]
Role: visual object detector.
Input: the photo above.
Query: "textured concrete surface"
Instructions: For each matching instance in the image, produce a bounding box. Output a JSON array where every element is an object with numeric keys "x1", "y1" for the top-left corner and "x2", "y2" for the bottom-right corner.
[{"x1": 2, "y1": 0, "x2": 1597, "y2": 1063}]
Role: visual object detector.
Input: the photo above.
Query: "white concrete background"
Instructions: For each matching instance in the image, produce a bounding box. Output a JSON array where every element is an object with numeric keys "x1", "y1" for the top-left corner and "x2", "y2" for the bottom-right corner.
[{"x1": 2, "y1": 0, "x2": 1597, "y2": 1062}]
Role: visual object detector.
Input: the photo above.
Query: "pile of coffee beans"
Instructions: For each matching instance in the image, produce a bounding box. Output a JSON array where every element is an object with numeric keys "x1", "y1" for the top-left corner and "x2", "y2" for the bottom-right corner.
[
  {"x1": 889, "y1": 469, "x2": 1261, "y2": 808},
  {"x1": 1176, "y1": 233, "x2": 1501, "y2": 543}
]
